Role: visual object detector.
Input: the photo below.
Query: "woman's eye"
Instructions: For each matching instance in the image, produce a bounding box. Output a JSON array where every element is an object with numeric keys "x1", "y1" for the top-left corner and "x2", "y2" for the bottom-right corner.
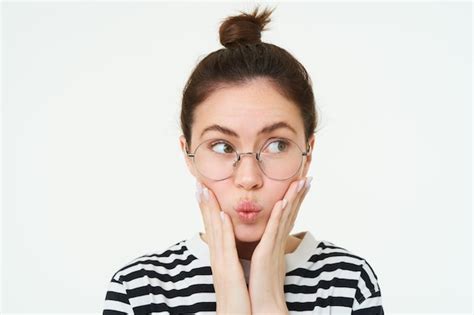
[
  {"x1": 265, "y1": 140, "x2": 289, "y2": 153},
  {"x1": 210, "y1": 142, "x2": 234, "y2": 154}
]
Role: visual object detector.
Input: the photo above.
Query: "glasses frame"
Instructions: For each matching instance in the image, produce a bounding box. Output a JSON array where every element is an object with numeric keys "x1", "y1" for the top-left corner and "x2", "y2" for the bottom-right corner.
[{"x1": 185, "y1": 137, "x2": 311, "y2": 181}]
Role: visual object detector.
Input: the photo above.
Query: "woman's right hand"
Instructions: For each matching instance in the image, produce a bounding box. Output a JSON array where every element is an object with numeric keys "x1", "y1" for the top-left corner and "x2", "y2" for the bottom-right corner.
[{"x1": 196, "y1": 181, "x2": 252, "y2": 315}]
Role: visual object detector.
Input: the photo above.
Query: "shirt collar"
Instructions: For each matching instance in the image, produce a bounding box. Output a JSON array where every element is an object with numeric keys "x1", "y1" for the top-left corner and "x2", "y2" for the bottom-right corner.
[{"x1": 185, "y1": 229, "x2": 320, "y2": 273}]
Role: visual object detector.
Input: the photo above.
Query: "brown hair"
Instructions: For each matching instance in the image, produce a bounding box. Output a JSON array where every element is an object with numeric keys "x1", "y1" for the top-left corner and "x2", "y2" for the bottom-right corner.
[{"x1": 180, "y1": 5, "x2": 319, "y2": 152}]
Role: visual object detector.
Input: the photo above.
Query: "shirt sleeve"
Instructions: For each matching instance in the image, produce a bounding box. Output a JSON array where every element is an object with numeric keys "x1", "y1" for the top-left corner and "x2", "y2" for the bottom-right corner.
[
  {"x1": 103, "y1": 273, "x2": 134, "y2": 315},
  {"x1": 351, "y1": 259, "x2": 384, "y2": 315}
]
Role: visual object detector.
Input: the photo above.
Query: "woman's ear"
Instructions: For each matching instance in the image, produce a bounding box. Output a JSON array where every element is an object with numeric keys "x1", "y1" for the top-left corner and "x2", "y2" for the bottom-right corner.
[
  {"x1": 179, "y1": 135, "x2": 197, "y2": 177},
  {"x1": 301, "y1": 134, "x2": 315, "y2": 177}
]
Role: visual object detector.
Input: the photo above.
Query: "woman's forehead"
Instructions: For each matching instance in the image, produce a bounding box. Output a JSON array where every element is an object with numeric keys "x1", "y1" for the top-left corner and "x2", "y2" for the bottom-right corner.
[
  {"x1": 195, "y1": 85, "x2": 301, "y2": 127},
  {"x1": 194, "y1": 103, "x2": 302, "y2": 138},
  {"x1": 191, "y1": 79, "x2": 305, "y2": 143}
]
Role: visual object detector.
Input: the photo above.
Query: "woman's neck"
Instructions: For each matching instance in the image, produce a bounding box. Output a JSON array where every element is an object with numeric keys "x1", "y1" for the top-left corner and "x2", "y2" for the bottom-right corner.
[
  {"x1": 200, "y1": 233, "x2": 301, "y2": 260},
  {"x1": 235, "y1": 238, "x2": 260, "y2": 260}
]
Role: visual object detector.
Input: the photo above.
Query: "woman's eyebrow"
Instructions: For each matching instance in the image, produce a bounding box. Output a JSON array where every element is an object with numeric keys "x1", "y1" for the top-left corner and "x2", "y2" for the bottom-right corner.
[{"x1": 200, "y1": 121, "x2": 296, "y2": 139}]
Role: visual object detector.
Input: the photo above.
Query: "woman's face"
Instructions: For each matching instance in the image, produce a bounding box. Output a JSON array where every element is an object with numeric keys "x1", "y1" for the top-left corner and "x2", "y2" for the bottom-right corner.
[{"x1": 180, "y1": 77, "x2": 315, "y2": 243}]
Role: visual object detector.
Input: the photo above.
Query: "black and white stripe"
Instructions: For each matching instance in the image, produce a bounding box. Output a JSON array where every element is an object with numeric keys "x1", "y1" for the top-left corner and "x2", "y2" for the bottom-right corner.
[{"x1": 103, "y1": 231, "x2": 384, "y2": 314}]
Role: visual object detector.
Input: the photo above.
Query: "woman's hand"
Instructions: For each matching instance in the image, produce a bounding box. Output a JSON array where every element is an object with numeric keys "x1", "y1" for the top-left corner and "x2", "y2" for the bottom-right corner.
[
  {"x1": 248, "y1": 176, "x2": 313, "y2": 315},
  {"x1": 196, "y1": 181, "x2": 252, "y2": 315}
]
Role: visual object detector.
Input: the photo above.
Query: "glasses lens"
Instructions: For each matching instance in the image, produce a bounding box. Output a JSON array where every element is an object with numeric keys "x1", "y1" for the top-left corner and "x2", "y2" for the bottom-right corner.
[
  {"x1": 194, "y1": 140, "x2": 236, "y2": 180},
  {"x1": 193, "y1": 138, "x2": 304, "y2": 181},
  {"x1": 259, "y1": 139, "x2": 303, "y2": 180}
]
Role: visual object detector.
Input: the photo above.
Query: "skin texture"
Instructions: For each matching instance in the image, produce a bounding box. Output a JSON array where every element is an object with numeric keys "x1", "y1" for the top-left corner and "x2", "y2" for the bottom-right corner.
[{"x1": 179, "y1": 77, "x2": 315, "y2": 314}]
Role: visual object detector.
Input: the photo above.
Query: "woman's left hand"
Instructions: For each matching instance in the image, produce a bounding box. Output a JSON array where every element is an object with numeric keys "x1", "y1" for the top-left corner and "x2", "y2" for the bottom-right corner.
[{"x1": 248, "y1": 176, "x2": 313, "y2": 315}]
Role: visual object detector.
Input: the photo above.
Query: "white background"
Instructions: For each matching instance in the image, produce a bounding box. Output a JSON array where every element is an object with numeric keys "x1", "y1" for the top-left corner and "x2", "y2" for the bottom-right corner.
[{"x1": 2, "y1": 0, "x2": 472, "y2": 313}]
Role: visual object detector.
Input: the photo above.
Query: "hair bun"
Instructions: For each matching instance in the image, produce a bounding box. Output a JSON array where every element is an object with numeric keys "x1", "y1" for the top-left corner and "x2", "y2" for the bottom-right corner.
[{"x1": 219, "y1": 6, "x2": 275, "y2": 48}]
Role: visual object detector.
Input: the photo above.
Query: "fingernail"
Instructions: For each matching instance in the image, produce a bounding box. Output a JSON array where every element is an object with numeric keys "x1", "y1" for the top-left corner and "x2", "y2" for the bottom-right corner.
[
  {"x1": 305, "y1": 176, "x2": 313, "y2": 189},
  {"x1": 202, "y1": 187, "x2": 210, "y2": 201},
  {"x1": 297, "y1": 179, "x2": 305, "y2": 193},
  {"x1": 195, "y1": 190, "x2": 201, "y2": 203},
  {"x1": 195, "y1": 181, "x2": 203, "y2": 203},
  {"x1": 196, "y1": 181, "x2": 203, "y2": 194},
  {"x1": 281, "y1": 198, "x2": 288, "y2": 210}
]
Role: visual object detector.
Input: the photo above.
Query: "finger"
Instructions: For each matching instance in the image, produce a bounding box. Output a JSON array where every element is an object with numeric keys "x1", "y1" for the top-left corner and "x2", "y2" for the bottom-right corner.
[
  {"x1": 296, "y1": 177, "x2": 312, "y2": 210},
  {"x1": 200, "y1": 184, "x2": 225, "y2": 257},
  {"x1": 290, "y1": 177, "x2": 313, "y2": 220},
  {"x1": 196, "y1": 181, "x2": 222, "y2": 262},
  {"x1": 196, "y1": 181, "x2": 213, "y2": 244},
  {"x1": 201, "y1": 185, "x2": 242, "y2": 277},
  {"x1": 285, "y1": 177, "x2": 307, "y2": 207},
  {"x1": 279, "y1": 177, "x2": 307, "y2": 223},
  {"x1": 258, "y1": 198, "x2": 287, "y2": 250},
  {"x1": 289, "y1": 177, "x2": 313, "y2": 229},
  {"x1": 274, "y1": 177, "x2": 309, "y2": 244},
  {"x1": 258, "y1": 178, "x2": 306, "y2": 255},
  {"x1": 220, "y1": 211, "x2": 240, "y2": 262}
]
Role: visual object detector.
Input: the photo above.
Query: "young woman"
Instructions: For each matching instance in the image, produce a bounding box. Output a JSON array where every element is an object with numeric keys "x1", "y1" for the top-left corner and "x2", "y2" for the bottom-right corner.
[{"x1": 103, "y1": 6, "x2": 384, "y2": 314}]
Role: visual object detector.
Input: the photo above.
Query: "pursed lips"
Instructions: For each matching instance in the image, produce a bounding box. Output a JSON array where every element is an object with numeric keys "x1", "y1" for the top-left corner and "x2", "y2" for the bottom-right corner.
[{"x1": 235, "y1": 200, "x2": 262, "y2": 212}]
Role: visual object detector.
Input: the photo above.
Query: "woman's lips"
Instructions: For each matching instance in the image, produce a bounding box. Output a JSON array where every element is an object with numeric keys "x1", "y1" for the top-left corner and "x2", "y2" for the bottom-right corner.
[
  {"x1": 234, "y1": 200, "x2": 262, "y2": 223},
  {"x1": 236, "y1": 211, "x2": 260, "y2": 223},
  {"x1": 235, "y1": 200, "x2": 262, "y2": 212}
]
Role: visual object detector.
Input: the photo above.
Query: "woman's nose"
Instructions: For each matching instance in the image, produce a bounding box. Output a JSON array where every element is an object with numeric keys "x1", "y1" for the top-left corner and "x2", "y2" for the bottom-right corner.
[{"x1": 233, "y1": 153, "x2": 263, "y2": 189}]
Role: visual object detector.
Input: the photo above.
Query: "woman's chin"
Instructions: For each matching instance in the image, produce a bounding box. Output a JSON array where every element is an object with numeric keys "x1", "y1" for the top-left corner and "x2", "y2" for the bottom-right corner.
[{"x1": 233, "y1": 223, "x2": 264, "y2": 243}]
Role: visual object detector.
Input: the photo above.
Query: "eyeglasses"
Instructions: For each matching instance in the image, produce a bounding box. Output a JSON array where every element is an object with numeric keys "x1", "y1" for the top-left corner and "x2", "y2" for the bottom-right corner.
[{"x1": 185, "y1": 137, "x2": 311, "y2": 181}]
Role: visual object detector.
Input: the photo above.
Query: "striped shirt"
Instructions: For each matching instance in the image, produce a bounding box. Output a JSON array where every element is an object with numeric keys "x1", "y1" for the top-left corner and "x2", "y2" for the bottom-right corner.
[{"x1": 103, "y1": 230, "x2": 384, "y2": 314}]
